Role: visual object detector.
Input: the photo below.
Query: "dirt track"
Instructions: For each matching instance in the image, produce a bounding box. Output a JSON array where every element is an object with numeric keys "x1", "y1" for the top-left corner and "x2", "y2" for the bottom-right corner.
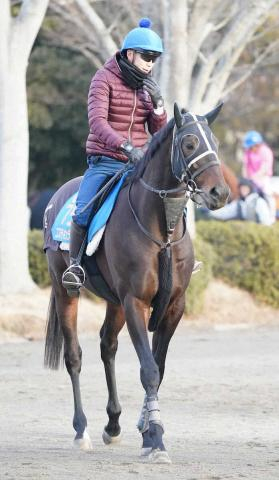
[{"x1": 1, "y1": 322, "x2": 279, "y2": 479}]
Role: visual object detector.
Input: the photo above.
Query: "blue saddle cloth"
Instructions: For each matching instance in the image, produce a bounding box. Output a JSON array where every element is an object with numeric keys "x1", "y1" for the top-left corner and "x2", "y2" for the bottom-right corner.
[{"x1": 51, "y1": 174, "x2": 127, "y2": 251}]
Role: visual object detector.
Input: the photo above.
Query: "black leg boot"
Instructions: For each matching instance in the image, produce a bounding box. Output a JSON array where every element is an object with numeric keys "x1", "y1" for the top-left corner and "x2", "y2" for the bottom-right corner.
[{"x1": 62, "y1": 222, "x2": 87, "y2": 297}]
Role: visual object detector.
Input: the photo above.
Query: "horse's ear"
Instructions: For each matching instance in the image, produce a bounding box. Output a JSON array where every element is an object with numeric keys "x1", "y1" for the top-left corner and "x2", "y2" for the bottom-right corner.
[
  {"x1": 205, "y1": 102, "x2": 224, "y2": 125},
  {"x1": 174, "y1": 102, "x2": 183, "y2": 128}
]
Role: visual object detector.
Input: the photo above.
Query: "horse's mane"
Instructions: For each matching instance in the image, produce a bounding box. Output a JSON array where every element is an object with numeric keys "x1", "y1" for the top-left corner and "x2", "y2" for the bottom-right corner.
[{"x1": 131, "y1": 118, "x2": 175, "y2": 181}]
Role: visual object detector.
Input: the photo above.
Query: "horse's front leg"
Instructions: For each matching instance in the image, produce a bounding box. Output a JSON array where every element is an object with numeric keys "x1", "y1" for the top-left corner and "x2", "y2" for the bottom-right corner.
[
  {"x1": 100, "y1": 303, "x2": 125, "y2": 444},
  {"x1": 139, "y1": 295, "x2": 185, "y2": 458},
  {"x1": 152, "y1": 295, "x2": 185, "y2": 382},
  {"x1": 124, "y1": 294, "x2": 171, "y2": 464}
]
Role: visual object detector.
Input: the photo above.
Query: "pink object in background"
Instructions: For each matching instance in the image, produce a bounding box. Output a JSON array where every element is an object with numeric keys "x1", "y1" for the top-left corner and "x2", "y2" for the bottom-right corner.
[{"x1": 243, "y1": 143, "x2": 274, "y2": 194}]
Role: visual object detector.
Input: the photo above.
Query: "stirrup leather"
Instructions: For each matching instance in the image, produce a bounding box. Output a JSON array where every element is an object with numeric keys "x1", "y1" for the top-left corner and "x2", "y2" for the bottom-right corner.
[{"x1": 62, "y1": 264, "x2": 85, "y2": 288}]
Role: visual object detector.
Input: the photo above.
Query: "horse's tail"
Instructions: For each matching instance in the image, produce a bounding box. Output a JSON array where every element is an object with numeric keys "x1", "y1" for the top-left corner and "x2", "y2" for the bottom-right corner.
[
  {"x1": 44, "y1": 288, "x2": 64, "y2": 369},
  {"x1": 148, "y1": 247, "x2": 173, "y2": 332}
]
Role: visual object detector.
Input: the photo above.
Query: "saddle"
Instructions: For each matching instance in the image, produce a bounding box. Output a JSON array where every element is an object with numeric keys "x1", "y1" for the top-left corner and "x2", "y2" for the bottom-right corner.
[
  {"x1": 49, "y1": 174, "x2": 129, "y2": 304},
  {"x1": 51, "y1": 173, "x2": 128, "y2": 252}
]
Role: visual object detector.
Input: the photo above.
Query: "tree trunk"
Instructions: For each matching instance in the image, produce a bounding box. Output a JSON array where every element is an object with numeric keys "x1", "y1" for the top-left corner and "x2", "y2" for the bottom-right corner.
[
  {"x1": 160, "y1": 0, "x2": 197, "y2": 237},
  {"x1": 0, "y1": 63, "x2": 35, "y2": 293},
  {"x1": 0, "y1": 0, "x2": 49, "y2": 294}
]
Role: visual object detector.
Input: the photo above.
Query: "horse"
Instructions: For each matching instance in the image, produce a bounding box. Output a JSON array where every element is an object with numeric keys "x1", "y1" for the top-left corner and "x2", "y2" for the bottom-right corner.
[{"x1": 43, "y1": 103, "x2": 229, "y2": 464}]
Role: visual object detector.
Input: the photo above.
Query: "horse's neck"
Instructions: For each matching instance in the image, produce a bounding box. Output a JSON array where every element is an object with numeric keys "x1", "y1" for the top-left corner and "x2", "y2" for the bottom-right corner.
[
  {"x1": 132, "y1": 128, "x2": 182, "y2": 239},
  {"x1": 143, "y1": 132, "x2": 178, "y2": 190}
]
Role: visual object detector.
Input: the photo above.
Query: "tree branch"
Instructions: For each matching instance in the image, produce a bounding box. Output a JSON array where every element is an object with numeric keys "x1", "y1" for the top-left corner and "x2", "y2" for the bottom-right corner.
[
  {"x1": 11, "y1": 0, "x2": 49, "y2": 62},
  {"x1": 191, "y1": 0, "x2": 279, "y2": 107},
  {"x1": 222, "y1": 38, "x2": 279, "y2": 97},
  {"x1": 74, "y1": 0, "x2": 117, "y2": 56}
]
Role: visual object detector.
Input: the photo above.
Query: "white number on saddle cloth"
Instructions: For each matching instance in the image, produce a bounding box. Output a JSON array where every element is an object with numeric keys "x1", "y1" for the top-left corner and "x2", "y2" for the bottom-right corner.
[{"x1": 51, "y1": 192, "x2": 78, "y2": 250}]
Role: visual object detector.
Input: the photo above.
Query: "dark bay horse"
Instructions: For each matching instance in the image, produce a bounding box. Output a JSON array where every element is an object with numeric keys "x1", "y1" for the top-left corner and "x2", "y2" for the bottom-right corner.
[{"x1": 44, "y1": 103, "x2": 229, "y2": 463}]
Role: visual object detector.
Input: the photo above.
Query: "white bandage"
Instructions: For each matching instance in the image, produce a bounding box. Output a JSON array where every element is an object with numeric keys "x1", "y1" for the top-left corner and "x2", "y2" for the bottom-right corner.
[{"x1": 147, "y1": 398, "x2": 161, "y2": 423}]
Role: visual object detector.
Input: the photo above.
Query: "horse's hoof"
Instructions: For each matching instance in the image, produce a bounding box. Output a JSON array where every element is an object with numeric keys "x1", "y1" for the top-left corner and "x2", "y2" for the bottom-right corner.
[
  {"x1": 73, "y1": 430, "x2": 93, "y2": 451},
  {"x1": 148, "y1": 449, "x2": 172, "y2": 464},
  {"x1": 140, "y1": 447, "x2": 152, "y2": 457},
  {"x1": 102, "y1": 429, "x2": 122, "y2": 445}
]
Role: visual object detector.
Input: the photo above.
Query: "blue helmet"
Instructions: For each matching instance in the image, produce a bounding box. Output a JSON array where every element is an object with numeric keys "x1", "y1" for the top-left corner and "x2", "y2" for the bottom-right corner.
[
  {"x1": 243, "y1": 130, "x2": 263, "y2": 148},
  {"x1": 121, "y1": 18, "x2": 163, "y2": 55}
]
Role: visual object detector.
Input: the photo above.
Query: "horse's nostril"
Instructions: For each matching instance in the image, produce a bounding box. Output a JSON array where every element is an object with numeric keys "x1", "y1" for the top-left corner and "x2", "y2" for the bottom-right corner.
[
  {"x1": 210, "y1": 186, "x2": 220, "y2": 199},
  {"x1": 210, "y1": 185, "x2": 229, "y2": 203}
]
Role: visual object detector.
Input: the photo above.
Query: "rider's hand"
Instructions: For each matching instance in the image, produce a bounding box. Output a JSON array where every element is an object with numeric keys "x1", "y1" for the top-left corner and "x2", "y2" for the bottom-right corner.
[
  {"x1": 120, "y1": 141, "x2": 145, "y2": 164},
  {"x1": 143, "y1": 78, "x2": 164, "y2": 109}
]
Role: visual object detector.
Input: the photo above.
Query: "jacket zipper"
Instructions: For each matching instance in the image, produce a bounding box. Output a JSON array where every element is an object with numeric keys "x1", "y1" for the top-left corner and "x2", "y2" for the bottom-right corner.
[{"x1": 127, "y1": 90, "x2": 137, "y2": 142}]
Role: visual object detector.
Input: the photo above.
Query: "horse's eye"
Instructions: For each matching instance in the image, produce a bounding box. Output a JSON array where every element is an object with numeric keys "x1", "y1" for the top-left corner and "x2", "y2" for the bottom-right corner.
[{"x1": 181, "y1": 134, "x2": 199, "y2": 156}]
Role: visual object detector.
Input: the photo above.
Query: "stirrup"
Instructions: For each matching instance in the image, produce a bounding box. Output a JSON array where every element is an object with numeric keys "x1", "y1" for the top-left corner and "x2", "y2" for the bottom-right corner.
[
  {"x1": 62, "y1": 264, "x2": 85, "y2": 296},
  {"x1": 192, "y1": 260, "x2": 203, "y2": 275}
]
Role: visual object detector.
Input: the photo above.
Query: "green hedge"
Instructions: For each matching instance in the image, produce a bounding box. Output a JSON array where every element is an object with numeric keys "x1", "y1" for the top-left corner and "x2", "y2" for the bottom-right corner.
[
  {"x1": 28, "y1": 229, "x2": 213, "y2": 314},
  {"x1": 197, "y1": 220, "x2": 279, "y2": 308},
  {"x1": 28, "y1": 229, "x2": 50, "y2": 287},
  {"x1": 186, "y1": 236, "x2": 215, "y2": 315}
]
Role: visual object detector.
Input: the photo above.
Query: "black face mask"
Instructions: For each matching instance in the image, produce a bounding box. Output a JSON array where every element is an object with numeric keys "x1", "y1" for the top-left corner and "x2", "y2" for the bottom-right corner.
[{"x1": 118, "y1": 53, "x2": 149, "y2": 90}]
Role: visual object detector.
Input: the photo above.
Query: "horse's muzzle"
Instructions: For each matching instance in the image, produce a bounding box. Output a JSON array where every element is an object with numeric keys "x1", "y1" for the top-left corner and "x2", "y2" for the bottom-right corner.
[{"x1": 207, "y1": 184, "x2": 230, "y2": 210}]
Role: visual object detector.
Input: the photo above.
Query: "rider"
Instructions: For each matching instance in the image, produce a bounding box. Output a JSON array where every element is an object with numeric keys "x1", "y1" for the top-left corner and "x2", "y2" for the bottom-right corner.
[{"x1": 62, "y1": 18, "x2": 167, "y2": 295}]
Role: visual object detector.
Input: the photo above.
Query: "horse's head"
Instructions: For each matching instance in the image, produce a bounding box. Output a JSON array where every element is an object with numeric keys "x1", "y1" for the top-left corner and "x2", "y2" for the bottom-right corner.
[{"x1": 172, "y1": 103, "x2": 229, "y2": 209}]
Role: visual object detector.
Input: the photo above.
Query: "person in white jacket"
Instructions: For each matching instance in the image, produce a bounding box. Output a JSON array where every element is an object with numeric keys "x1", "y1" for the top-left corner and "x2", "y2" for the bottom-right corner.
[{"x1": 209, "y1": 178, "x2": 275, "y2": 226}]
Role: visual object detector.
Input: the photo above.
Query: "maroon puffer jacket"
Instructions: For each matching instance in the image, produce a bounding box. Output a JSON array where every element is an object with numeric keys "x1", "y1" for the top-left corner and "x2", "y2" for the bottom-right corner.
[{"x1": 86, "y1": 53, "x2": 167, "y2": 162}]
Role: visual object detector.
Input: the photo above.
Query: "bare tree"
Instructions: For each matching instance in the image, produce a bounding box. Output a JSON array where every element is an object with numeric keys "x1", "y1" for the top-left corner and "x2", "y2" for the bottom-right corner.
[
  {"x1": 0, "y1": 0, "x2": 49, "y2": 294},
  {"x1": 48, "y1": 0, "x2": 279, "y2": 110}
]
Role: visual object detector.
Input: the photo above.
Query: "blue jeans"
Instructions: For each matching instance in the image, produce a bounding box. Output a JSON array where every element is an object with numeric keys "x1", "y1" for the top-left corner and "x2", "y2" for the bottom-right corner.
[{"x1": 73, "y1": 155, "x2": 130, "y2": 227}]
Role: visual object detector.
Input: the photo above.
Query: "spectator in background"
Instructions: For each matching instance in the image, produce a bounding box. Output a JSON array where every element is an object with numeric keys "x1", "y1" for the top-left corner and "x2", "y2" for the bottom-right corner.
[
  {"x1": 242, "y1": 130, "x2": 274, "y2": 196},
  {"x1": 208, "y1": 178, "x2": 275, "y2": 226}
]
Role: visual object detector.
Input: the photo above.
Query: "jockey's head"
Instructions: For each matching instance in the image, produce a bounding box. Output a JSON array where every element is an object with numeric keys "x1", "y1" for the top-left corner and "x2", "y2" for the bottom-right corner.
[
  {"x1": 243, "y1": 131, "x2": 263, "y2": 150},
  {"x1": 121, "y1": 18, "x2": 163, "y2": 74}
]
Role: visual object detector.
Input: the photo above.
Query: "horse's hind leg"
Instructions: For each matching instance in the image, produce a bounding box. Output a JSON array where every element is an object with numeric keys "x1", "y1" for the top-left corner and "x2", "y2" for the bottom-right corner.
[
  {"x1": 46, "y1": 250, "x2": 92, "y2": 451},
  {"x1": 100, "y1": 303, "x2": 125, "y2": 444},
  {"x1": 57, "y1": 293, "x2": 92, "y2": 450}
]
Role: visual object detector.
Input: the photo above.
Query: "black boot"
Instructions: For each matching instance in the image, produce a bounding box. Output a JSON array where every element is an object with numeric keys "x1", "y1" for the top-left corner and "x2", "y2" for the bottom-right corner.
[{"x1": 62, "y1": 222, "x2": 87, "y2": 297}]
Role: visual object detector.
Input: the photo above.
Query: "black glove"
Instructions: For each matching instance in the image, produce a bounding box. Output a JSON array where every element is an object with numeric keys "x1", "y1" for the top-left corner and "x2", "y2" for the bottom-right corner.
[
  {"x1": 120, "y1": 141, "x2": 145, "y2": 164},
  {"x1": 143, "y1": 78, "x2": 164, "y2": 108}
]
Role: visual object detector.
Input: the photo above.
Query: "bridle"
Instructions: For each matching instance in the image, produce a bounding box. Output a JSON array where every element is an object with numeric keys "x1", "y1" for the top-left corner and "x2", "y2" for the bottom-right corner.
[
  {"x1": 138, "y1": 114, "x2": 221, "y2": 201},
  {"x1": 128, "y1": 113, "x2": 221, "y2": 249},
  {"x1": 171, "y1": 115, "x2": 220, "y2": 180}
]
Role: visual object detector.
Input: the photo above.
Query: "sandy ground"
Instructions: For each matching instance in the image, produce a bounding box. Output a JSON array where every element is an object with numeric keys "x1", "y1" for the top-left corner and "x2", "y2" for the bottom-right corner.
[
  {"x1": 0, "y1": 279, "x2": 278, "y2": 342},
  {"x1": 1, "y1": 280, "x2": 279, "y2": 478},
  {"x1": 1, "y1": 322, "x2": 279, "y2": 479}
]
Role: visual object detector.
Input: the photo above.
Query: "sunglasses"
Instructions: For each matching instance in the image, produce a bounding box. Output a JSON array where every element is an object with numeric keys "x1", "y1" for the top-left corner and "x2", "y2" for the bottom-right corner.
[{"x1": 136, "y1": 52, "x2": 159, "y2": 63}]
